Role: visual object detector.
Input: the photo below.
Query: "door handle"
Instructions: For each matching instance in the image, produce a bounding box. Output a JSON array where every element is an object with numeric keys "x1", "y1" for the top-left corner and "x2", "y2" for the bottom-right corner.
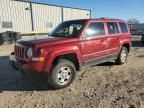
[{"x1": 101, "y1": 38, "x2": 108, "y2": 42}]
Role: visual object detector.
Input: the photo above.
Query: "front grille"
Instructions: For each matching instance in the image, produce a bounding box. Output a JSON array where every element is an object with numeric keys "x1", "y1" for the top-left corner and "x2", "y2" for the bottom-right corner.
[{"x1": 15, "y1": 46, "x2": 25, "y2": 59}]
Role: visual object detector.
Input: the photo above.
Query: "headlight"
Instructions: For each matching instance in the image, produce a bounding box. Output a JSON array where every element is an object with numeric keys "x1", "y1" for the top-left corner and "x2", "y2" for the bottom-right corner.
[{"x1": 26, "y1": 48, "x2": 33, "y2": 58}]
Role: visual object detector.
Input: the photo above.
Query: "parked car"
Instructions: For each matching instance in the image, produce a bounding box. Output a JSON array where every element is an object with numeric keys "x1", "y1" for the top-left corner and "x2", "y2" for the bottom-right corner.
[
  {"x1": 0, "y1": 31, "x2": 21, "y2": 45},
  {"x1": 10, "y1": 18, "x2": 132, "y2": 89},
  {"x1": 129, "y1": 24, "x2": 144, "y2": 35},
  {"x1": 142, "y1": 33, "x2": 144, "y2": 45}
]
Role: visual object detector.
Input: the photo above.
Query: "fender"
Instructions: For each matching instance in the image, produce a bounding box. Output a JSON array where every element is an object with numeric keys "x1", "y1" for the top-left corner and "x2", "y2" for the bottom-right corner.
[
  {"x1": 119, "y1": 35, "x2": 132, "y2": 53},
  {"x1": 120, "y1": 39, "x2": 131, "y2": 46},
  {"x1": 43, "y1": 45, "x2": 82, "y2": 72}
]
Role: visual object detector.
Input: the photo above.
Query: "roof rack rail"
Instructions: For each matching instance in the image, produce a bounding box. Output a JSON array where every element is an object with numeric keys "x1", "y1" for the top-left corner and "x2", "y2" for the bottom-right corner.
[
  {"x1": 100, "y1": 17, "x2": 123, "y2": 21},
  {"x1": 100, "y1": 17, "x2": 114, "y2": 19}
]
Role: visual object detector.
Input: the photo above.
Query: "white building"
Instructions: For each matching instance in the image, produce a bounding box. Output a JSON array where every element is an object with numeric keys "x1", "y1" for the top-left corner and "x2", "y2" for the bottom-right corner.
[{"x1": 0, "y1": 0, "x2": 91, "y2": 33}]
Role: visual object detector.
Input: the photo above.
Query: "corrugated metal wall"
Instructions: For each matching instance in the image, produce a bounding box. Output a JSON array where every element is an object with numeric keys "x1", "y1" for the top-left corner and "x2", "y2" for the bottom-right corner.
[
  {"x1": 63, "y1": 8, "x2": 90, "y2": 21},
  {"x1": 0, "y1": 0, "x2": 91, "y2": 33},
  {"x1": 32, "y1": 4, "x2": 62, "y2": 32},
  {"x1": 0, "y1": 0, "x2": 32, "y2": 33}
]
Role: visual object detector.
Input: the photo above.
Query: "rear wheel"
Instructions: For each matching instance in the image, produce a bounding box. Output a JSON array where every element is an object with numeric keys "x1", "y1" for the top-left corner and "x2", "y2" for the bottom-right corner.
[
  {"x1": 48, "y1": 59, "x2": 76, "y2": 89},
  {"x1": 116, "y1": 47, "x2": 128, "y2": 65},
  {"x1": 141, "y1": 35, "x2": 144, "y2": 45}
]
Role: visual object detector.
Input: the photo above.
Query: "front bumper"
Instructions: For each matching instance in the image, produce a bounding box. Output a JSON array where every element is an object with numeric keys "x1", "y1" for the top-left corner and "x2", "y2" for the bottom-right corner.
[
  {"x1": 9, "y1": 54, "x2": 22, "y2": 71},
  {"x1": 9, "y1": 54, "x2": 46, "y2": 73}
]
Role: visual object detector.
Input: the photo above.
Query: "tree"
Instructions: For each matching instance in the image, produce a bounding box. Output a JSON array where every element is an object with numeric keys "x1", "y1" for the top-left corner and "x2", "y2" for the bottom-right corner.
[{"x1": 128, "y1": 18, "x2": 140, "y2": 24}]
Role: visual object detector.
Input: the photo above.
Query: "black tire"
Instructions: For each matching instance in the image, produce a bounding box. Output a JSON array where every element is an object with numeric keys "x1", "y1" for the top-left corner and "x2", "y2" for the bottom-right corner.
[
  {"x1": 48, "y1": 59, "x2": 76, "y2": 89},
  {"x1": 141, "y1": 35, "x2": 144, "y2": 45},
  {"x1": 116, "y1": 47, "x2": 128, "y2": 65},
  {"x1": 0, "y1": 34, "x2": 4, "y2": 45}
]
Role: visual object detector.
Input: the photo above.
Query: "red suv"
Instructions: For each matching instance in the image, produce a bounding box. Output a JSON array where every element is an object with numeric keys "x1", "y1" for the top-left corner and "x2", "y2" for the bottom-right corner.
[{"x1": 10, "y1": 18, "x2": 132, "y2": 89}]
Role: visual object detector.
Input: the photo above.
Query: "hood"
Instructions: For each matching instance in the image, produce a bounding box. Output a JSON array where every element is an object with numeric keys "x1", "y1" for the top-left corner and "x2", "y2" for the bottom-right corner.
[{"x1": 18, "y1": 36, "x2": 78, "y2": 47}]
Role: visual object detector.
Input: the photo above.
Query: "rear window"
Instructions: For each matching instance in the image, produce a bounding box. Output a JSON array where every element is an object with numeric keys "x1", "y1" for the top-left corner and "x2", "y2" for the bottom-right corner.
[
  {"x1": 119, "y1": 22, "x2": 129, "y2": 33},
  {"x1": 107, "y1": 22, "x2": 119, "y2": 34}
]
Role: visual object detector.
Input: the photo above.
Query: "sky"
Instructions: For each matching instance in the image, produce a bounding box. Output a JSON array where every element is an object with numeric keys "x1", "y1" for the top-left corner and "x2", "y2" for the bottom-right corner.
[{"x1": 31, "y1": 0, "x2": 144, "y2": 23}]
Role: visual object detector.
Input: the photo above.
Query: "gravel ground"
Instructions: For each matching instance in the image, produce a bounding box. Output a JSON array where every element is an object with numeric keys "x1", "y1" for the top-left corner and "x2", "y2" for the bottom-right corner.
[{"x1": 0, "y1": 36, "x2": 144, "y2": 108}]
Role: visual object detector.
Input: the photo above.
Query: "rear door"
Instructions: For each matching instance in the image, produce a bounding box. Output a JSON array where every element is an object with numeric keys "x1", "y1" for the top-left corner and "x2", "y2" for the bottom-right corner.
[
  {"x1": 82, "y1": 21, "x2": 109, "y2": 62},
  {"x1": 106, "y1": 22, "x2": 121, "y2": 56}
]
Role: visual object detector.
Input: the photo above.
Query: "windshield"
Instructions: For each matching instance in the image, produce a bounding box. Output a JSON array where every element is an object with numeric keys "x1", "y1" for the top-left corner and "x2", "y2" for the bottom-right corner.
[{"x1": 50, "y1": 20, "x2": 86, "y2": 38}]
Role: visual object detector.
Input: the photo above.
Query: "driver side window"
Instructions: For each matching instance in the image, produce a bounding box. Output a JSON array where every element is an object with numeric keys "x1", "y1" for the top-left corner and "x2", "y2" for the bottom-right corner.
[
  {"x1": 59, "y1": 24, "x2": 82, "y2": 36},
  {"x1": 69, "y1": 24, "x2": 82, "y2": 36}
]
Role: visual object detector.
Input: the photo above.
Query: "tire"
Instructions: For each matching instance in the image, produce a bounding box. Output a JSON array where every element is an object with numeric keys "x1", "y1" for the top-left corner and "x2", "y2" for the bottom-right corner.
[
  {"x1": 0, "y1": 34, "x2": 4, "y2": 45},
  {"x1": 116, "y1": 47, "x2": 128, "y2": 65},
  {"x1": 48, "y1": 59, "x2": 76, "y2": 89},
  {"x1": 141, "y1": 35, "x2": 144, "y2": 45}
]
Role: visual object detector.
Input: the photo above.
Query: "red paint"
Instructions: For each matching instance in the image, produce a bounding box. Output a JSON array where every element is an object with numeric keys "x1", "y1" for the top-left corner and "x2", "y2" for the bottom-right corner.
[{"x1": 10, "y1": 18, "x2": 132, "y2": 73}]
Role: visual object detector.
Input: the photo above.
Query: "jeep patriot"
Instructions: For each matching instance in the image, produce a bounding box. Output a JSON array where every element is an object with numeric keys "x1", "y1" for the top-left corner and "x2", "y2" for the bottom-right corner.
[{"x1": 10, "y1": 18, "x2": 132, "y2": 89}]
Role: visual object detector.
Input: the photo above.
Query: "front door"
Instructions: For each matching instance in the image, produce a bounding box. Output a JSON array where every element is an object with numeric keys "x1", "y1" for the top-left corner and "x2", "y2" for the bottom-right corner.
[{"x1": 82, "y1": 21, "x2": 109, "y2": 62}]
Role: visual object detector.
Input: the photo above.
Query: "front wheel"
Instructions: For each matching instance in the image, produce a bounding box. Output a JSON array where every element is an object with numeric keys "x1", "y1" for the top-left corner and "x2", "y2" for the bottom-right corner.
[
  {"x1": 116, "y1": 47, "x2": 128, "y2": 65},
  {"x1": 48, "y1": 59, "x2": 76, "y2": 89},
  {"x1": 141, "y1": 35, "x2": 144, "y2": 45}
]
